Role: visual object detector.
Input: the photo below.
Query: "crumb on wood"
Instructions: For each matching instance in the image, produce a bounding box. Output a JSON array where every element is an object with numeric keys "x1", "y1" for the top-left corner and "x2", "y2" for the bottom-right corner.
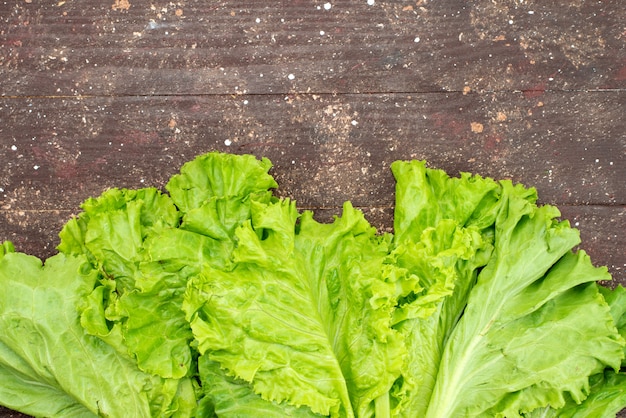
[
  {"x1": 470, "y1": 122, "x2": 484, "y2": 133},
  {"x1": 111, "y1": 0, "x2": 130, "y2": 11}
]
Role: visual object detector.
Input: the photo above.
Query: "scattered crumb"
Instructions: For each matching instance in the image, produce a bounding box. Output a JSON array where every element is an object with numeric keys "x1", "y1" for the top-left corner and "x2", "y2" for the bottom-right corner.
[
  {"x1": 470, "y1": 122, "x2": 484, "y2": 133},
  {"x1": 111, "y1": 0, "x2": 130, "y2": 11},
  {"x1": 496, "y1": 112, "x2": 507, "y2": 122}
]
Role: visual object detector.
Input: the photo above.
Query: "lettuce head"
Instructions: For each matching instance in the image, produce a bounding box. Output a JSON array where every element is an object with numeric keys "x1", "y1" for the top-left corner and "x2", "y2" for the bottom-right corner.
[{"x1": 0, "y1": 152, "x2": 624, "y2": 418}]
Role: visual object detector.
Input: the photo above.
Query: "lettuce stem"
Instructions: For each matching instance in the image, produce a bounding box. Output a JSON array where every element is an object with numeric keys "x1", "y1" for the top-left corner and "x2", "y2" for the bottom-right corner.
[{"x1": 374, "y1": 391, "x2": 391, "y2": 418}]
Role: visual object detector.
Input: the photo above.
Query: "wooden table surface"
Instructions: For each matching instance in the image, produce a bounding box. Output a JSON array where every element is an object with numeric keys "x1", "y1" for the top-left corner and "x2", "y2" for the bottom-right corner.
[{"x1": 1, "y1": 1, "x2": 624, "y2": 417}]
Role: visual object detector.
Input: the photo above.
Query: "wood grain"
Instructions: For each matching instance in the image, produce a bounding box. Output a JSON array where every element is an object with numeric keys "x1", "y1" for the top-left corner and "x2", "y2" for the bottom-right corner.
[
  {"x1": 1, "y1": 92, "x2": 624, "y2": 277},
  {"x1": 2, "y1": 0, "x2": 624, "y2": 97},
  {"x1": 0, "y1": 0, "x2": 624, "y2": 416}
]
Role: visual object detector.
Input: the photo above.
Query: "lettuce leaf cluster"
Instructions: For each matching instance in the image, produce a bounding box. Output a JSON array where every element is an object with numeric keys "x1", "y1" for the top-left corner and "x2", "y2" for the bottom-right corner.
[{"x1": 0, "y1": 152, "x2": 624, "y2": 417}]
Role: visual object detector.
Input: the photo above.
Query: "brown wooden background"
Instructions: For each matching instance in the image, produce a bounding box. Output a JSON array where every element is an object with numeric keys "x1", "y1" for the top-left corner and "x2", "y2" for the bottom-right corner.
[{"x1": 1, "y1": 0, "x2": 624, "y2": 417}]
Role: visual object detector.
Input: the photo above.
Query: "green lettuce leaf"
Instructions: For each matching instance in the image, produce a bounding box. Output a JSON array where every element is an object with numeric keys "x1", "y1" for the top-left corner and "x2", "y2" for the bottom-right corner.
[
  {"x1": 165, "y1": 151, "x2": 278, "y2": 215},
  {"x1": 389, "y1": 160, "x2": 625, "y2": 417},
  {"x1": 58, "y1": 187, "x2": 193, "y2": 379},
  {"x1": 388, "y1": 220, "x2": 492, "y2": 416},
  {"x1": 423, "y1": 182, "x2": 624, "y2": 417},
  {"x1": 525, "y1": 370, "x2": 626, "y2": 418},
  {"x1": 2, "y1": 152, "x2": 624, "y2": 417},
  {"x1": 58, "y1": 187, "x2": 180, "y2": 292},
  {"x1": 184, "y1": 199, "x2": 413, "y2": 417},
  {"x1": 391, "y1": 160, "x2": 504, "y2": 243},
  {"x1": 0, "y1": 247, "x2": 195, "y2": 417},
  {"x1": 387, "y1": 160, "x2": 501, "y2": 416},
  {"x1": 195, "y1": 355, "x2": 323, "y2": 417},
  {"x1": 600, "y1": 285, "x2": 626, "y2": 365},
  {"x1": 60, "y1": 152, "x2": 279, "y2": 381}
]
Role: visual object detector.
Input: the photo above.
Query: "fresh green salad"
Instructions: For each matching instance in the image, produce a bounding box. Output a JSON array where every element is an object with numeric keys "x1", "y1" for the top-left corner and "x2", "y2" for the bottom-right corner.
[{"x1": 1, "y1": 152, "x2": 624, "y2": 417}]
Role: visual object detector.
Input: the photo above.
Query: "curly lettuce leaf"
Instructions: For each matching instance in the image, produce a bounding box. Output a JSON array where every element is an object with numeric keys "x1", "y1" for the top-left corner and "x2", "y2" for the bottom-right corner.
[
  {"x1": 61, "y1": 153, "x2": 279, "y2": 380},
  {"x1": 165, "y1": 151, "x2": 278, "y2": 215},
  {"x1": 525, "y1": 370, "x2": 626, "y2": 418},
  {"x1": 58, "y1": 187, "x2": 180, "y2": 292},
  {"x1": 388, "y1": 160, "x2": 501, "y2": 416},
  {"x1": 184, "y1": 199, "x2": 413, "y2": 417},
  {"x1": 57, "y1": 187, "x2": 192, "y2": 379},
  {"x1": 389, "y1": 161, "x2": 625, "y2": 417},
  {"x1": 0, "y1": 248, "x2": 195, "y2": 417},
  {"x1": 2, "y1": 152, "x2": 624, "y2": 417},
  {"x1": 388, "y1": 220, "x2": 492, "y2": 416},
  {"x1": 391, "y1": 160, "x2": 504, "y2": 243},
  {"x1": 195, "y1": 355, "x2": 323, "y2": 417},
  {"x1": 600, "y1": 285, "x2": 626, "y2": 365},
  {"x1": 423, "y1": 182, "x2": 624, "y2": 417}
]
